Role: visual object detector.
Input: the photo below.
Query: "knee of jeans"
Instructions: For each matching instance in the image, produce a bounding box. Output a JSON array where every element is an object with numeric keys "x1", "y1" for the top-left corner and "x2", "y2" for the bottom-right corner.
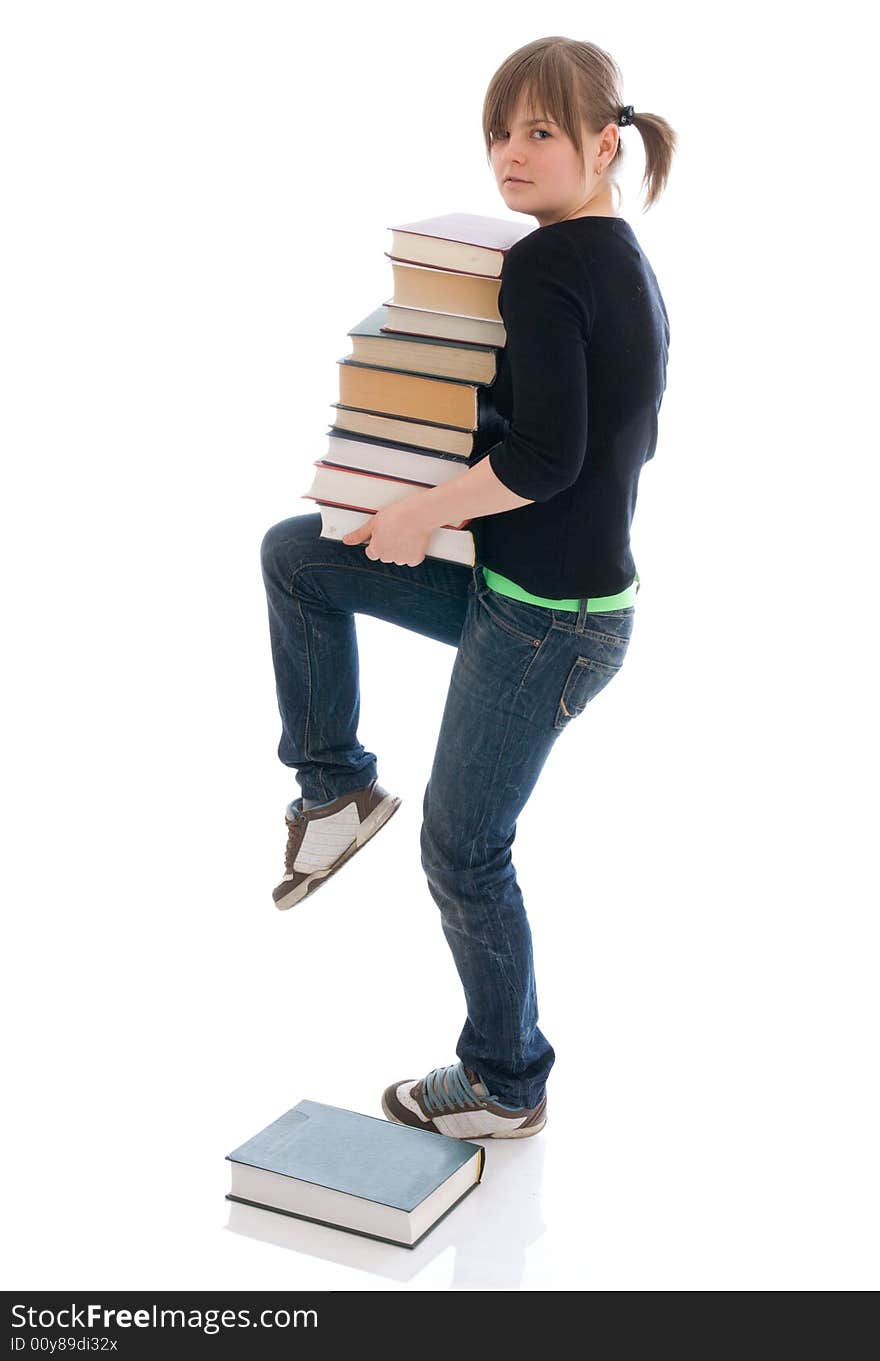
[
  {"x1": 260, "y1": 514, "x2": 317, "y2": 585},
  {"x1": 419, "y1": 809, "x2": 453, "y2": 879},
  {"x1": 259, "y1": 520, "x2": 285, "y2": 581},
  {"x1": 421, "y1": 778, "x2": 486, "y2": 879},
  {"x1": 420, "y1": 806, "x2": 480, "y2": 883},
  {"x1": 420, "y1": 781, "x2": 446, "y2": 868},
  {"x1": 419, "y1": 813, "x2": 436, "y2": 874}
]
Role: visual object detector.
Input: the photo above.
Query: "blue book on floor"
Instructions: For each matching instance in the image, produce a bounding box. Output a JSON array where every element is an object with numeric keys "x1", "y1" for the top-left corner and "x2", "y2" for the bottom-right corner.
[{"x1": 225, "y1": 1099, "x2": 486, "y2": 1249}]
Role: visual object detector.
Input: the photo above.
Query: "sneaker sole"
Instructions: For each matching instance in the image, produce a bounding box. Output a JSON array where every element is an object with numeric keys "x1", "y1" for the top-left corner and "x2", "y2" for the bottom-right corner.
[
  {"x1": 380, "y1": 1095, "x2": 547, "y2": 1139},
  {"x1": 274, "y1": 793, "x2": 402, "y2": 911}
]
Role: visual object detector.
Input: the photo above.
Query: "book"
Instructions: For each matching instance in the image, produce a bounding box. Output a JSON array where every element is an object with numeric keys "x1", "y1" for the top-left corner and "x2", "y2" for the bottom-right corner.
[
  {"x1": 379, "y1": 300, "x2": 506, "y2": 348},
  {"x1": 386, "y1": 211, "x2": 534, "y2": 276},
  {"x1": 225, "y1": 1099, "x2": 486, "y2": 1248},
  {"x1": 330, "y1": 378, "x2": 508, "y2": 456},
  {"x1": 337, "y1": 357, "x2": 480, "y2": 430},
  {"x1": 326, "y1": 408, "x2": 478, "y2": 457},
  {"x1": 330, "y1": 404, "x2": 478, "y2": 455},
  {"x1": 315, "y1": 503, "x2": 475, "y2": 568},
  {"x1": 386, "y1": 260, "x2": 502, "y2": 324},
  {"x1": 323, "y1": 431, "x2": 471, "y2": 484},
  {"x1": 304, "y1": 462, "x2": 470, "y2": 527},
  {"x1": 347, "y1": 304, "x2": 499, "y2": 384},
  {"x1": 303, "y1": 454, "x2": 470, "y2": 522}
]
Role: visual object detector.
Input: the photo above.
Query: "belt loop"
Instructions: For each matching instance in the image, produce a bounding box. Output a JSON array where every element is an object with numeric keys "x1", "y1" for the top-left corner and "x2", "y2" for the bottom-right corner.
[{"x1": 576, "y1": 596, "x2": 589, "y2": 633}]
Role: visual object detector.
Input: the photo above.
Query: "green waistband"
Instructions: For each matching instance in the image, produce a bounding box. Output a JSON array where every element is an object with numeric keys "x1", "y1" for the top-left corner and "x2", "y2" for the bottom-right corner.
[{"x1": 481, "y1": 566, "x2": 640, "y2": 611}]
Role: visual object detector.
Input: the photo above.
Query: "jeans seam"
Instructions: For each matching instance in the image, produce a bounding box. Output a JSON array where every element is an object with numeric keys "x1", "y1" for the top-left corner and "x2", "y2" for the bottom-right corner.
[
  {"x1": 467, "y1": 695, "x2": 518, "y2": 873},
  {"x1": 289, "y1": 559, "x2": 468, "y2": 604},
  {"x1": 554, "y1": 622, "x2": 633, "y2": 645},
  {"x1": 580, "y1": 654, "x2": 623, "y2": 675},
  {"x1": 464, "y1": 702, "x2": 532, "y2": 1070},
  {"x1": 292, "y1": 592, "x2": 329, "y2": 803}
]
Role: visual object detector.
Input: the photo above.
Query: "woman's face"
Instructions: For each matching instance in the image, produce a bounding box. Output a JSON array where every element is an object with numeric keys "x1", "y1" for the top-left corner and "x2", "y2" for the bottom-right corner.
[{"x1": 490, "y1": 88, "x2": 615, "y2": 224}]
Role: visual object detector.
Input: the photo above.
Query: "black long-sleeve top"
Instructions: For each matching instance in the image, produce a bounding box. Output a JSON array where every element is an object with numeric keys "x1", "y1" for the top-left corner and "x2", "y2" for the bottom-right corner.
[{"x1": 470, "y1": 215, "x2": 670, "y2": 598}]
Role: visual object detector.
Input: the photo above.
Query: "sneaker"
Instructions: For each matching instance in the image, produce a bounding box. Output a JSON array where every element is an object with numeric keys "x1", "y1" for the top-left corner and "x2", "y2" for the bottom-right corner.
[
  {"x1": 272, "y1": 777, "x2": 401, "y2": 911},
  {"x1": 381, "y1": 1060, "x2": 547, "y2": 1140}
]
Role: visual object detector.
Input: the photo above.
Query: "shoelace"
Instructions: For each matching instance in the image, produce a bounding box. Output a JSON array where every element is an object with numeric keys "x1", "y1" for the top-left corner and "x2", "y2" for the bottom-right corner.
[{"x1": 421, "y1": 1061, "x2": 485, "y2": 1113}]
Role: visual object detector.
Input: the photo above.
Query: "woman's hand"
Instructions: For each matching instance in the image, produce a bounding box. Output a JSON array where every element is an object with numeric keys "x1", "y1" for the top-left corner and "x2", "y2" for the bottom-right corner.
[{"x1": 342, "y1": 497, "x2": 434, "y2": 567}]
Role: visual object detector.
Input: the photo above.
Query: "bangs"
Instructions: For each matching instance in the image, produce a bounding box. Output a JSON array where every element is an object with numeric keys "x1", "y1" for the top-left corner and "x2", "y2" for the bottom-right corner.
[{"x1": 482, "y1": 53, "x2": 587, "y2": 162}]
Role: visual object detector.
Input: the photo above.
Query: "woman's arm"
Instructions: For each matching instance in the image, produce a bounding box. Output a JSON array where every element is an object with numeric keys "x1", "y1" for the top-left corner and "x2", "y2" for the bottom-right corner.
[
  {"x1": 413, "y1": 231, "x2": 590, "y2": 530},
  {"x1": 410, "y1": 450, "x2": 533, "y2": 533},
  {"x1": 341, "y1": 454, "x2": 531, "y2": 563},
  {"x1": 483, "y1": 230, "x2": 591, "y2": 503}
]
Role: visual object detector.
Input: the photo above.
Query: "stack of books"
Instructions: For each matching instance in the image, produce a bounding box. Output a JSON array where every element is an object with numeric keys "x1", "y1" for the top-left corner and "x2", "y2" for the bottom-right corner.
[{"x1": 302, "y1": 213, "x2": 534, "y2": 566}]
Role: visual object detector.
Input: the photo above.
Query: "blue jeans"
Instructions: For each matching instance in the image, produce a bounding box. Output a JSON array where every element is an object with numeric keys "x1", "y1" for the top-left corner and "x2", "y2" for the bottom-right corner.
[{"x1": 259, "y1": 512, "x2": 635, "y2": 1108}]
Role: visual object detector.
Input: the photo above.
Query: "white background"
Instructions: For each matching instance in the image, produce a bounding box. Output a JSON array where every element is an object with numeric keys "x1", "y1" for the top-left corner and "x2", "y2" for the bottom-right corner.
[{"x1": 2, "y1": 0, "x2": 877, "y2": 1291}]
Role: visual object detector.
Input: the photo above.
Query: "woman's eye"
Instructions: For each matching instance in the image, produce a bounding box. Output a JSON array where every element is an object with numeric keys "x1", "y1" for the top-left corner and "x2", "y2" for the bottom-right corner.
[{"x1": 492, "y1": 128, "x2": 550, "y2": 142}]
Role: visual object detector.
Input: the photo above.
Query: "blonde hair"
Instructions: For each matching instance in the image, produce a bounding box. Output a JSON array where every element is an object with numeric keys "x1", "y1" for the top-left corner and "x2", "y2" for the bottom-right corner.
[{"x1": 482, "y1": 36, "x2": 678, "y2": 212}]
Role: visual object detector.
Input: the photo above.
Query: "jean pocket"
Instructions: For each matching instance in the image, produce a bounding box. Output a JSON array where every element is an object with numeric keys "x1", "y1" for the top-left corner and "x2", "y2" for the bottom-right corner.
[
  {"x1": 554, "y1": 655, "x2": 623, "y2": 730},
  {"x1": 477, "y1": 582, "x2": 554, "y2": 646}
]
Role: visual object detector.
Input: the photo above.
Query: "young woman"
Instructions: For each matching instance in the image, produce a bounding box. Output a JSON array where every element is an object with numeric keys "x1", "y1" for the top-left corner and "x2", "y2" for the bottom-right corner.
[{"x1": 259, "y1": 36, "x2": 676, "y2": 1139}]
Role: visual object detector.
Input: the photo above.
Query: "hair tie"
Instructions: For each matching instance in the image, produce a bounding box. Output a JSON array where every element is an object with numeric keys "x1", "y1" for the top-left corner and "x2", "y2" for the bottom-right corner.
[{"x1": 618, "y1": 105, "x2": 635, "y2": 127}]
